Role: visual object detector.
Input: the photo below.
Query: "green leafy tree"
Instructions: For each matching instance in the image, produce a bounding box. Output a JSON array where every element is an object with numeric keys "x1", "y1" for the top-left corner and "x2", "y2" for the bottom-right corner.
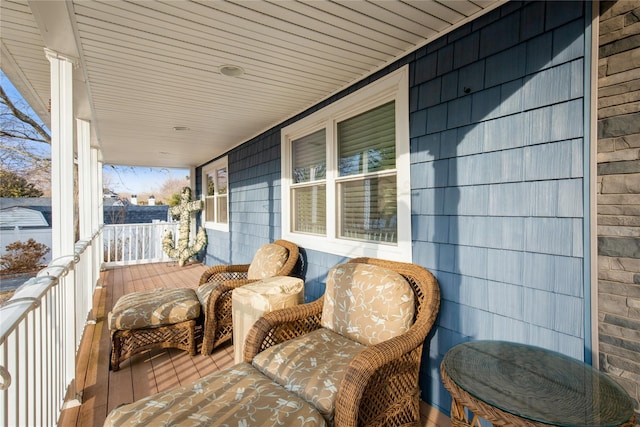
[{"x1": 0, "y1": 169, "x2": 43, "y2": 197}]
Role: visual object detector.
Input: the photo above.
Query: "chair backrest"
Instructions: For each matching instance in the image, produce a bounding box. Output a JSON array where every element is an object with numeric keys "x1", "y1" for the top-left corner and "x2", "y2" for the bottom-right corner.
[
  {"x1": 320, "y1": 262, "x2": 415, "y2": 345},
  {"x1": 322, "y1": 257, "x2": 440, "y2": 344},
  {"x1": 247, "y1": 239, "x2": 300, "y2": 280}
]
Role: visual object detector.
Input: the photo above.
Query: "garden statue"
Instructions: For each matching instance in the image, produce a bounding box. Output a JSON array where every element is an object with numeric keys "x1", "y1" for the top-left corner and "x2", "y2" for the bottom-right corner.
[{"x1": 163, "y1": 187, "x2": 207, "y2": 266}]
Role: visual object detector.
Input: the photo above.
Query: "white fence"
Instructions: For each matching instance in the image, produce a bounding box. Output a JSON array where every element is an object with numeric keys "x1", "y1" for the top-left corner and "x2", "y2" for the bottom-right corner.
[
  {"x1": 103, "y1": 221, "x2": 179, "y2": 266},
  {"x1": 0, "y1": 229, "x2": 101, "y2": 427}
]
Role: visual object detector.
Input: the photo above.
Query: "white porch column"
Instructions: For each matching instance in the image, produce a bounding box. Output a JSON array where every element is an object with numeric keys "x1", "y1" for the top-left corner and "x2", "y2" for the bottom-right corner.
[
  {"x1": 96, "y1": 153, "x2": 104, "y2": 280},
  {"x1": 91, "y1": 148, "x2": 101, "y2": 235},
  {"x1": 78, "y1": 119, "x2": 91, "y2": 239},
  {"x1": 77, "y1": 119, "x2": 96, "y2": 321},
  {"x1": 91, "y1": 148, "x2": 103, "y2": 288},
  {"x1": 97, "y1": 154, "x2": 104, "y2": 225},
  {"x1": 189, "y1": 166, "x2": 197, "y2": 239},
  {"x1": 46, "y1": 48, "x2": 79, "y2": 407},
  {"x1": 46, "y1": 49, "x2": 76, "y2": 258}
]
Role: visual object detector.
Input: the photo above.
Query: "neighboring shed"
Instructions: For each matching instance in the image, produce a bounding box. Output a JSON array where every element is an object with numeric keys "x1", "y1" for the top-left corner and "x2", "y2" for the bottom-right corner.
[
  {"x1": 0, "y1": 198, "x2": 52, "y2": 227},
  {"x1": 0, "y1": 207, "x2": 48, "y2": 228}
]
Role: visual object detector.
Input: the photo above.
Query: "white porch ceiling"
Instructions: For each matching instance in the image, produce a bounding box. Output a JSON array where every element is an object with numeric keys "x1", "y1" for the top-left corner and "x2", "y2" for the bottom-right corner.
[{"x1": 1, "y1": 0, "x2": 502, "y2": 169}]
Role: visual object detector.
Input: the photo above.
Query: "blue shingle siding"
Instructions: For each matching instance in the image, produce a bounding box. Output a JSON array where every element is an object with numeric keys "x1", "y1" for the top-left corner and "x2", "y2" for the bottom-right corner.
[
  {"x1": 197, "y1": 0, "x2": 589, "y2": 416},
  {"x1": 409, "y1": 0, "x2": 587, "y2": 412},
  {"x1": 485, "y1": 44, "x2": 527, "y2": 88},
  {"x1": 453, "y1": 31, "x2": 480, "y2": 70},
  {"x1": 520, "y1": 1, "x2": 546, "y2": 40}
]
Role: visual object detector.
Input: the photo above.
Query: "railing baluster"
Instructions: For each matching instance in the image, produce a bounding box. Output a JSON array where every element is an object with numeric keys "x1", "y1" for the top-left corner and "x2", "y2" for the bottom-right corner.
[
  {"x1": 142, "y1": 225, "x2": 147, "y2": 261},
  {"x1": 0, "y1": 344, "x2": 7, "y2": 425},
  {"x1": 7, "y1": 332, "x2": 17, "y2": 427}
]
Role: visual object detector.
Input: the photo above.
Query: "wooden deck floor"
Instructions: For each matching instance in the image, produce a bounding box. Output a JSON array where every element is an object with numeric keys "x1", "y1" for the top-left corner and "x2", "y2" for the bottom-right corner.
[
  {"x1": 58, "y1": 262, "x2": 236, "y2": 427},
  {"x1": 57, "y1": 261, "x2": 450, "y2": 427}
]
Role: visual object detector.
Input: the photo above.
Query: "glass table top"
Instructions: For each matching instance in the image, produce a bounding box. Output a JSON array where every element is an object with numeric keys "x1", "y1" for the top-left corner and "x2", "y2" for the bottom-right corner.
[{"x1": 442, "y1": 341, "x2": 635, "y2": 427}]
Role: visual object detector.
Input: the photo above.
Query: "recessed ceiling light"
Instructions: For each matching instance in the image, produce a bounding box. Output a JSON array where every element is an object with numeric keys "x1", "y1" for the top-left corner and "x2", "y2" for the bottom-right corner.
[
  {"x1": 219, "y1": 64, "x2": 244, "y2": 77},
  {"x1": 172, "y1": 126, "x2": 190, "y2": 131}
]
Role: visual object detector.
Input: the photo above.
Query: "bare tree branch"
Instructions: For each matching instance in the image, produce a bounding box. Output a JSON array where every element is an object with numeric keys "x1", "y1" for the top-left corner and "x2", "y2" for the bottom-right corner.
[
  {"x1": 0, "y1": 144, "x2": 50, "y2": 164},
  {"x1": 0, "y1": 130, "x2": 50, "y2": 144},
  {"x1": 0, "y1": 85, "x2": 50, "y2": 144},
  {"x1": 0, "y1": 83, "x2": 52, "y2": 195}
]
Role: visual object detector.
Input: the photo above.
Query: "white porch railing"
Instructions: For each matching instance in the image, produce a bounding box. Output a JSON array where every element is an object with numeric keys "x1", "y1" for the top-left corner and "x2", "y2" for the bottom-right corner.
[
  {"x1": 0, "y1": 228, "x2": 102, "y2": 427},
  {"x1": 103, "y1": 221, "x2": 179, "y2": 267},
  {"x1": 0, "y1": 221, "x2": 180, "y2": 426}
]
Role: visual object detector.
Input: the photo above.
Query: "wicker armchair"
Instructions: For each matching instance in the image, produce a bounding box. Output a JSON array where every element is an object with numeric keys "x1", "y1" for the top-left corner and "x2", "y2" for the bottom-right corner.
[
  {"x1": 243, "y1": 257, "x2": 441, "y2": 427},
  {"x1": 196, "y1": 239, "x2": 300, "y2": 355}
]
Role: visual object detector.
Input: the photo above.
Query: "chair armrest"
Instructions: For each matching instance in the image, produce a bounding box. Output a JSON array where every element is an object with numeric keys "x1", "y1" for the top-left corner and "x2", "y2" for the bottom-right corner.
[
  {"x1": 243, "y1": 296, "x2": 324, "y2": 362},
  {"x1": 198, "y1": 264, "x2": 250, "y2": 285},
  {"x1": 335, "y1": 326, "x2": 427, "y2": 425},
  {"x1": 335, "y1": 273, "x2": 440, "y2": 427}
]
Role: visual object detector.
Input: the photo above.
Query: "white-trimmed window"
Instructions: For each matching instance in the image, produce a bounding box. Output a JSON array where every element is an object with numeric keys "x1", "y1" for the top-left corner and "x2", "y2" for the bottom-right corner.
[
  {"x1": 202, "y1": 157, "x2": 229, "y2": 232},
  {"x1": 281, "y1": 66, "x2": 411, "y2": 261}
]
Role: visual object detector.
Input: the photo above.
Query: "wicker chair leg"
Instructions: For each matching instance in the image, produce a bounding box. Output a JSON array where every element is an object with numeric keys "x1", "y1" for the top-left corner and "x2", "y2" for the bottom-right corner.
[{"x1": 110, "y1": 333, "x2": 121, "y2": 371}]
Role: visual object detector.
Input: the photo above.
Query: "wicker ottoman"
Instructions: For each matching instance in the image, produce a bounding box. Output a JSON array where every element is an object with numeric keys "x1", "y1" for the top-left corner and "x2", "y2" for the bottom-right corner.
[
  {"x1": 104, "y1": 362, "x2": 327, "y2": 426},
  {"x1": 108, "y1": 288, "x2": 201, "y2": 371}
]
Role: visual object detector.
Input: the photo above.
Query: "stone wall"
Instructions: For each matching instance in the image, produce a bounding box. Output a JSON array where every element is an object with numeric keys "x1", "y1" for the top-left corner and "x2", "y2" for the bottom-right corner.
[{"x1": 598, "y1": 0, "x2": 640, "y2": 418}]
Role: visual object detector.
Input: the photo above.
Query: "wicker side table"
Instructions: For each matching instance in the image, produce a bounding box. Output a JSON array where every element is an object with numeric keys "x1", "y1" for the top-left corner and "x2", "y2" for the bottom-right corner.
[{"x1": 441, "y1": 341, "x2": 636, "y2": 427}]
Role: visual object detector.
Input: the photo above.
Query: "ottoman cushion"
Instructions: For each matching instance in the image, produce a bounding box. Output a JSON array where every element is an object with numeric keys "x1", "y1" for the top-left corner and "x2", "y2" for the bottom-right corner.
[
  {"x1": 104, "y1": 362, "x2": 327, "y2": 427},
  {"x1": 108, "y1": 288, "x2": 200, "y2": 330}
]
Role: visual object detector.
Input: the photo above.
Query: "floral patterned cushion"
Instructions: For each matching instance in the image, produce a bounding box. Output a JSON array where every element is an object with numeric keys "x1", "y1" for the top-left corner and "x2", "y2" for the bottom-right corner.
[
  {"x1": 252, "y1": 328, "x2": 365, "y2": 425},
  {"x1": 108, "y1": 288, "x2": 200, "y2": 330},
  {"x1": 247, "y1": 243, "x2": 290, "y2": 280},
  {"x1": 103, "y1": 362, "x2": 327, "y2": 427},
  {"x1": 321, "y1": 263, "x2": 415, "y2": 345}
]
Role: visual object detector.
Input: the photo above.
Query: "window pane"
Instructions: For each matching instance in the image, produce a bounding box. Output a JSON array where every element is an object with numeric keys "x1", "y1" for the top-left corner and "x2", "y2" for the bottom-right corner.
[
  {"x1": 338, "y1": 102, "x2": 395, "y2": 176},
  {"x1": 292, "y1": 185, "x2": 326, "y2": 235},
  {"x1": 217, "y1": 195, "x2": 228, "y2": 224},
  {"x1": 206, "y1": 173, "x2": 216, "y2": 196},
  {"x1": 217, "y1": 168, "x2": 227, "y2": 194},
  {"x1": 292, "y1": 129, "x2": 326, "y2": 183},
  {"x1": 205, "y1": 197, "x2": 215, "y2": 222},
  {"x1": 339, "y1": 175, "x2": 397, "y2": 243}
]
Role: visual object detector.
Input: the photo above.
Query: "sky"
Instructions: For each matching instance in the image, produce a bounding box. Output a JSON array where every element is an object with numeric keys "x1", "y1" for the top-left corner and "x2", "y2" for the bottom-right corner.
[
  {"x1": 103, "y1": 165, "x2": 190, "y2": 195},
  {"x1": 2, "y1": 70, "x2": 189, "y2": 196}
]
